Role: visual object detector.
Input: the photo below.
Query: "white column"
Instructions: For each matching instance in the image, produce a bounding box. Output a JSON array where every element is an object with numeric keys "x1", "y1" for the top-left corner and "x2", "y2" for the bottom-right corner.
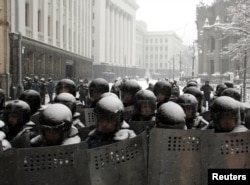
[
  {"x1": 69, "y1": 1, "x2": 75, "y2": 52},
  {"x1": 65, "y1": 0, "x2": 69, "y2": 51},
  {"x1": 116, "y1": 9, "x2": 120, "y2": 65},
  {"x1": 105, "y1": 3, "x2": 110, "y2": 63},
  {"x1": 127, "y1": 16, "x2": 131, "y2": 66},
  {"x1": 110, "y1": 5, "x2": 114, "y2": 64},
  {"x1": 79, "y1": 0, "x2": 82, "y2": 55},
  {"x1": 59, "y1": 0, "x2": 63, "y2": 48},
  {"x1": 32, "y1": 1, "x2": 38, "y2": 39},
  {"x1": 119, "y1": 12, "x2": 124, "y2": 65},
  {"x1": 43, "y1": 0, "x2": 48, "y2": 43},
  {"x1": 131, "y1": 16, "x2": 136, "y2": 67},
  {"x1": 52, "y1": 0, "x2": 57, "y2": 46},
  {"x1": 86, "y1": 0, "x2": 92, "y2": 58},
  {"x1": 123, "y1": 14, "x2": 127, "y2": 67}
]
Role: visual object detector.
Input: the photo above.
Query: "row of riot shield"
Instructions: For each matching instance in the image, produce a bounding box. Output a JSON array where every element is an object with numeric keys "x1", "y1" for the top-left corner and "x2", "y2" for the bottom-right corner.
[
  {"x1": 0, "y1": 132, "x2": 147, "y2": 185},
  {"x1": 1, "y1": 121, "x2": 250, "y2": 185},
  {"x1": 148, "y1": 128, "x2": 250, "y2": 185}
]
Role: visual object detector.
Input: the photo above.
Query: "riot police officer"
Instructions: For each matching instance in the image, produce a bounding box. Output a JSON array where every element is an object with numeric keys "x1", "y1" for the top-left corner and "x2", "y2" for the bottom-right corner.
[
  {"x1": 19, "y1": 89, "x2": 43, "y2": 126},
  {"x1": 86, "y1": 96, "x2": 136, "y2": 149},
  {"x1": 183, "y1": 86, "x2": 206, "y2": 113},
  {"x1": 87, "y1": 78, "x2": 110, "y2": 108},
  {"x1": 153, "y1": 80, "x2": 172, "y2": 108},
  {"x1": 2, "y1": 100, "x2": 37, "y2": 148},
  {"x1": 130, "y1": 89, "x2": 156, "y2": 122},
  {"x1": 54, "y1": 93, "x2": 85, "y2": 129},
  {"x1": 209, "y1": 96, "x2": 248, "y2": 133},
  {"x1": 120, "y1": 80, "x2": 141, "y2": 107},
  {"x1": 31, "y1": 103, "x2": 81, "y2": 147},
  {"x1": 176, "y1": 93, "x2": 209, "y2": 129}
]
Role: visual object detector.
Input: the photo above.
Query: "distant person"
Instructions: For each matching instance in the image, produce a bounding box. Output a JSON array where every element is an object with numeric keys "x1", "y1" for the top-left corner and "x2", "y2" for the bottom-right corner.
[
  {"x1": 47, "y1": 78, "x2": 55, "y2": 103},
  {"x1": 200, "y1": 80, "x2": 213, "y2": 107}
]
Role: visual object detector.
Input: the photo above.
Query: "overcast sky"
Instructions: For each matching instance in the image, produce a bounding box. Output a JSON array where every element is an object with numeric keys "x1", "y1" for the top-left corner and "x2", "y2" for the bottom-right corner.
[{"x1": 136, "y1": 0, "x2": 214, "y2": 46}]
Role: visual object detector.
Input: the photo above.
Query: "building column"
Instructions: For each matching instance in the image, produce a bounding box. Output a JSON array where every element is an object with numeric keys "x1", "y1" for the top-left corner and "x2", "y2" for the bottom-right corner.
[
  {"x1": 116, "y1": 9, "x2": 120, "y2": 65},
  {"x1": 43, "y1": 0, "x2": 48, "y2": 43},
  {"x1": 52, "y1": 0, "x2": 57, "y2": 46},
  {"x1": 119, "y1": 11, "x2": 124, "y2": 65},
  {"x1": 65, "y1": 0, "x2": 69, "y2": 51},
  {"x1": 59, "y1": 0, "x2": 63, "y2": 48},
  {"x1": 32, "y1": 1, "x2": 38, "y2": 40},
  {"x1": 123, "y1": 14, "x2": 128, "y2": 67},
  {"x1": 110, "y1": 5, "x2": 115, "y2": 64},
  {"x1": 105, "y1": 3, "x2": 110, "y2": 63}
]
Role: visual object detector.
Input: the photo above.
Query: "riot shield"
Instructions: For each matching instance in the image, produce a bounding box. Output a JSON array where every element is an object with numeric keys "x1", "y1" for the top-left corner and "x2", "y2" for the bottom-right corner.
[
  {"x1": 148, "y1": 128, "x2": 202, "y2": 185},
  {"x1": 84, "y1": 108, "x2": 95, "y2": 127},
  {"x1": 201, "y1": 131, "x2": 250, "y2": 185},
  {"x1": 76, "y1": 132, "x2": 148, "y2": 185},
  {"x1": 129, "y1": 121, "x2": 155, "y2": 135},
  {"x1": 123, "y1": 105, "x2": 135, "y2": 122},
  {"x1": 0, "y1": 142, "x2": 87, "y2": 185}
]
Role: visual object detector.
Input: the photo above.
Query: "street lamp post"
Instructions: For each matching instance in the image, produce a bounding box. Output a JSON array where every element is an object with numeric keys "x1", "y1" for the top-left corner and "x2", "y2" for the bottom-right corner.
[
  {"x1": 192, "y1": 41, "x2": 195, "y2": 78},
  {"x1": 243, "y1": 51, "x2": 247, "y2": 102},
  {"x1": 172, "y1": 57, "x2": 175, "y2": 80}
]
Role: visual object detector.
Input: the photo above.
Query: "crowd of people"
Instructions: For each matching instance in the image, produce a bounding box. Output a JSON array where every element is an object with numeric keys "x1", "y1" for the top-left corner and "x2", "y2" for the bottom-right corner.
[{"x1": 0, "y1": 76, "x2": 249, "y2": 151}]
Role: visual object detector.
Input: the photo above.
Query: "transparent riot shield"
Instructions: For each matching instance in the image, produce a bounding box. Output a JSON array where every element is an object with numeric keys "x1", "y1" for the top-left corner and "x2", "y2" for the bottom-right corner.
[
  {"x1": 0, "y1": 142, "x2": 87, "y2": 185},
  {"x1": 201, "y1": 131, "x2": 250, "y2": 185},
  {"x1": 148, "y1": 128, "x2": 202, "y2": 185},
  {"x1": 84, "y1": 108, "x2": 95, "y2": 127},
  {"x1": 76, "y1": 132, "x2": 148, "y2": 185},
  {"x1": 123, "y1": 105, "x2": 135, "y2": 122},
  {"x1": 129, "y1": 121, "x2": 155, "y2": 135}
]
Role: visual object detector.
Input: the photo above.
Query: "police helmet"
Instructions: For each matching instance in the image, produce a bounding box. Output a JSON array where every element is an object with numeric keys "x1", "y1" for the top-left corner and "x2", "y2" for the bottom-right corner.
[
  {"x1": 120, "y1": 80, "x2": 141, "y2": 95},
  {"x1": 53, "y1": 93, "x2": 77, "y2": 115},
  {"x1": 56, "y1": 79, "x2": 77, "y2": 97},
  {"x1": 176, "y1": 93, "x2": 198, "y2": 118},
  {"x1": 153, "y1": 81, "x2": 172, "y2": 99},
  {"x1": 156, "y1": 101, "x2": 186, "y2": 129},
  {"x1": 39, "y1": 104, "x2": 73, "y2": 143},
  {"x1": 183, "y1": 87, "x2": 203, "y2": 112},
  {"x1": 94, "y1": 96, "x2": 124, "y2": 130},
  {"x1": 134, "y1": 89, "x2": 156, "y2": 116},
  {"x1": 19, "y1": 90, "x2": 41, "y2": 115},
  {"x1": 210, "y1": 96, "x2": 241, "y2": 132},
  {"x1": 88, "y1": 78, "x2": 109, "y2": 99},
  {"x1": 214, "y1": 83, "x2": 228, "y2": 97},
  {"x1": 221, "y1": 88, "x2": 241, "y2": 102},
  {"x1": 3, "y1": 100, "x2": 31, "y2": 127}
]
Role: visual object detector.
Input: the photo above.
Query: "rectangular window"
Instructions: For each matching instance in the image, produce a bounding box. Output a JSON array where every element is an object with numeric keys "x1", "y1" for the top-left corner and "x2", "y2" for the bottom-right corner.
[
  {"x1": 25, "y1": 3, "x2": 30, "y2": 27},
  {"x1": 48, "y1": 16, "x2": 51, "y2": 36},
  {"x1": 56, "y1": 21, "x2": 59, "y2": 40},
  {"x1": 38, "y1": 10, "x2": 42, "y2": 32}
]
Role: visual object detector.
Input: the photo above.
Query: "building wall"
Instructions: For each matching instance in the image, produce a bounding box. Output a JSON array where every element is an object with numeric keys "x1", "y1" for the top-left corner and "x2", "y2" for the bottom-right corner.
[
  {"x1": 143, "y1": 32, "x2": 182, "y2": 80},
  {"x1": 11, "y1": 0, "x2": 93, "y2": 58},
  {"x1": 6, "y1": 0, "x2": 93, "y2": 97},
  {"x1": 196, "y1": 0, "x2": 237, "y2": 77},
  {"x1": 92, "y1": 0, "x2": 139, "y2": 79},
  {"x1": 0, "y1": 0, "x2": 11, "y2": 95}
]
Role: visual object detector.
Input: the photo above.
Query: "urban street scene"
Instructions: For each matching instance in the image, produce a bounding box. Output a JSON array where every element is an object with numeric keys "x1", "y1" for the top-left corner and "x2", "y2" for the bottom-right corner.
[{"x1": 0, "y1": 0, "x2": 250, "y2": 184}]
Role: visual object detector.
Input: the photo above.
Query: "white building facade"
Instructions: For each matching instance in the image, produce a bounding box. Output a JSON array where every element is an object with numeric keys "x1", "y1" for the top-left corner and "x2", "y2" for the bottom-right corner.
[
  {"x1": 9, "y1": 0, "x2": 93, "y2": 89},
  {"x1": 92, "y1": 0, "x2": 139, "y2": 80},
  {"x1": 135, "y1": 22, "x2": 183, "y2": 80}
]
